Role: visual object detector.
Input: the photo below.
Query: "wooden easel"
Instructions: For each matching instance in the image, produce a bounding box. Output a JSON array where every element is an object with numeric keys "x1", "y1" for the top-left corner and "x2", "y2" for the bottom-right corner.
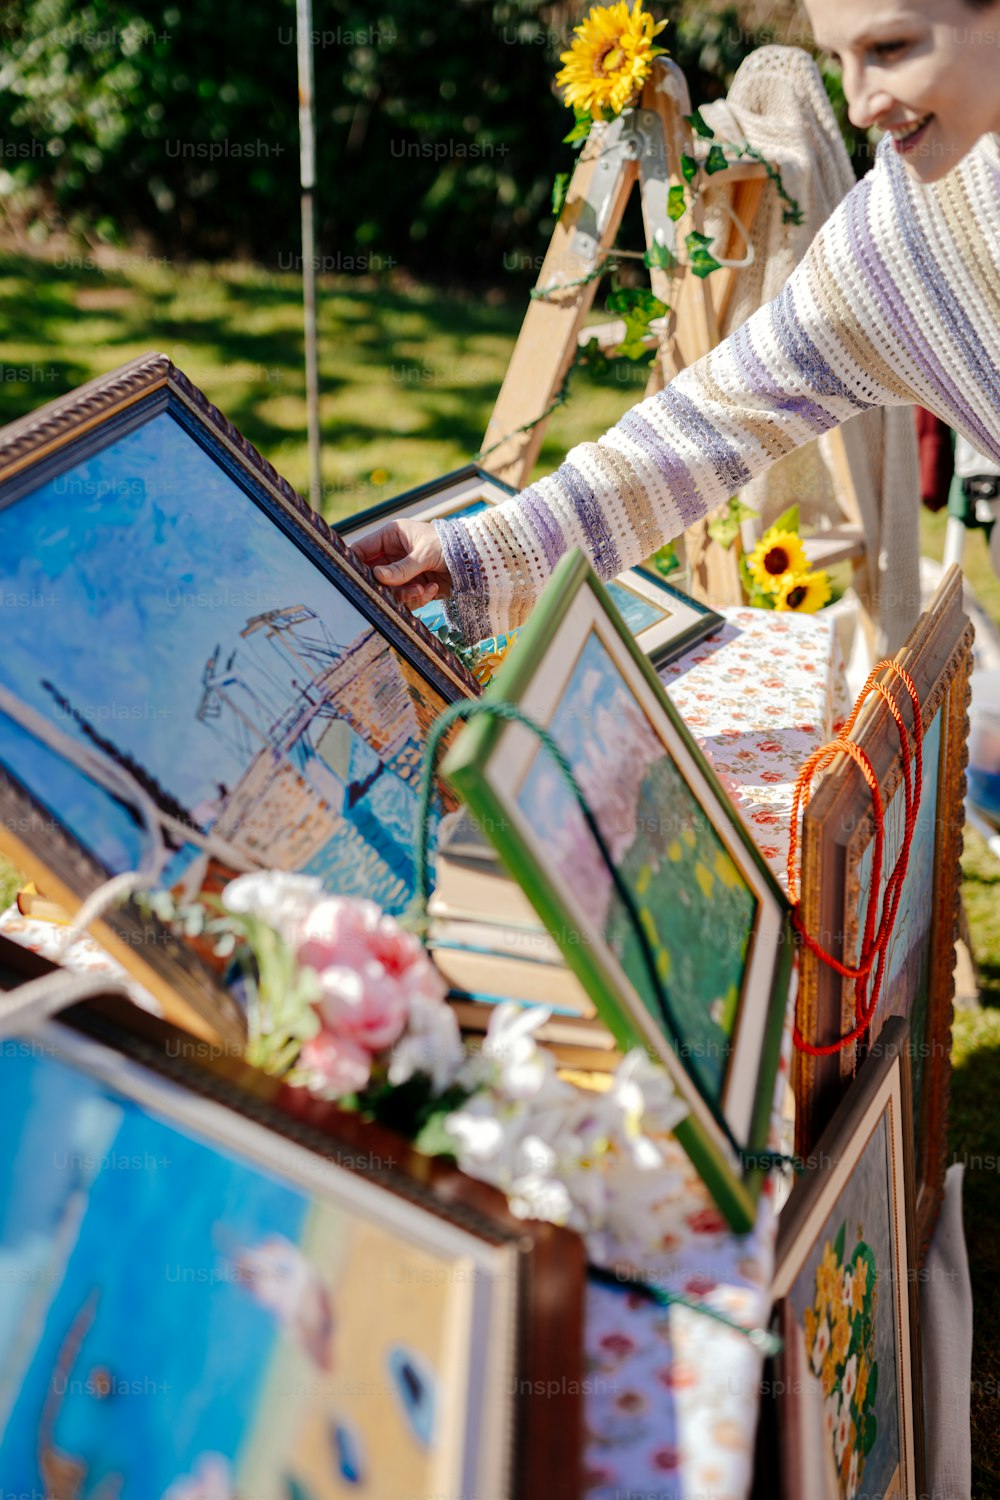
[{"x1": 480, "y1": 57, "x2": 868, "y2": 608}]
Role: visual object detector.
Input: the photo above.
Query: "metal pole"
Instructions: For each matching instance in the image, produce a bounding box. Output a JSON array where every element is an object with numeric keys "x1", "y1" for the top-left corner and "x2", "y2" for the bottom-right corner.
[{"x1": 296, "y1": 0, "x2": 322, "y2": 509}]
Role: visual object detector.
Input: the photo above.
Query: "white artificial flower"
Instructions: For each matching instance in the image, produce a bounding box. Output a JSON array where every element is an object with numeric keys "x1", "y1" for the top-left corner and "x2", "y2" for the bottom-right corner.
[
  {"x1": 388, "y1": 994, "x2": 465, "y2": 1094},
  {"x1": 473, "y1": 1002, "x2": 574, "y2": 1103},
  {"x1": 222, "y1": 871, "x2": 323, "y2": 944},
  {"x1": 444, "y1": 1009, "x2": 689, "y2": 1262}
]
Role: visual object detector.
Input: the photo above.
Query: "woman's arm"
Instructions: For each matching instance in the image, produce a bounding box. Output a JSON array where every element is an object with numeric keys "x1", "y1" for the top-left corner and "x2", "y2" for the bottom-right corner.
[{"x1": 434, "y1": 174, "x2": 919, "y2": 642}]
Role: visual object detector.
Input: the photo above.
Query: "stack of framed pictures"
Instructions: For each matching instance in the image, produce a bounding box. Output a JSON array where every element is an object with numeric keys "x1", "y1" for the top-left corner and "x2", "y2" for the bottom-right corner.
[
  {"x1": 0, "y1": 355, "x2": 480, "y2": 1046},
  {"x1": 442, "y1": 547, "x2": 794, "y2": 1232},
  {"x1": 0, "y1": 934, "x2": 585, "y2": 1497},
  {"x1": 337, "y1": 463, "x2": 724, "y2": 669},
  {"x1": 794, "y1": 566, "x2": 973, "y2": 1256},
  {"x1": 768, "y1": 1017, "x2": 923, "y2": 1500}
]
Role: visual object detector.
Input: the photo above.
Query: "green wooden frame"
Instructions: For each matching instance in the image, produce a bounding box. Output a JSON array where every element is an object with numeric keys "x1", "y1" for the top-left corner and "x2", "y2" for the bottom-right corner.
[{"x1": 442, "y1": 548, "x2": 793, "y2": 1231}]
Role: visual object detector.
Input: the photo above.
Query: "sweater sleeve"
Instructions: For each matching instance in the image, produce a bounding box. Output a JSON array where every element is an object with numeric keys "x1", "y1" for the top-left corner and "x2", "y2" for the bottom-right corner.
[{"x1": 434, "y1": 171, "x2": 918, "y2": 642}]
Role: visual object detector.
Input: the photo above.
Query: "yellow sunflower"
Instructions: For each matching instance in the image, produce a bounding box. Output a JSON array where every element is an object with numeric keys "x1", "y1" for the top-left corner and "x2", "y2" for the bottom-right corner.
[
  {"x1": 774, "y1": 570, "x2": 832, "y2": 614},
  {"x1": 471, "y1": 631, "x2": 519, "y2": 686},
  {"x1": 556, "y1": 1, "x2": 668, "y2": 120},
  {"x1": 746, "y1": 527, "x2": 811, "y2": 594}
]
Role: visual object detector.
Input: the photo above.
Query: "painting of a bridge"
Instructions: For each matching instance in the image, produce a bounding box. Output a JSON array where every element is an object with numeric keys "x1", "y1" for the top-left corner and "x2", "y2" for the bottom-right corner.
[{"x1": 0, "y1": 408, "x2": 455, "y2": 916}]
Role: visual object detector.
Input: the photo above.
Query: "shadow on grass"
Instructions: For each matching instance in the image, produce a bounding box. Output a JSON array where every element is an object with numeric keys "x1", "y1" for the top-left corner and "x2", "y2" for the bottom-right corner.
[{"x1": 0, "y1": 252, "x2": 528, "y2": 509}]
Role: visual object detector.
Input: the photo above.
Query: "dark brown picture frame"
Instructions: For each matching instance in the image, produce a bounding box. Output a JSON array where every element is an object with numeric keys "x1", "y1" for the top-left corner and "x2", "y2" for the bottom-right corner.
[
  {"x1": 0, "y1": 354, "x2": 479, "y2": 1047},
  {"x1": 794, "y1": 566, "x2": 972, "y2": 1257},
  {"x1": 0, "y1": 933, "x2": 585, "y2": 1497}
]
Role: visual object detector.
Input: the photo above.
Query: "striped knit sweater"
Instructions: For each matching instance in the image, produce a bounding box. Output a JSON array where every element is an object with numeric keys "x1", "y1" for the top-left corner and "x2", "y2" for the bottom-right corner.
[{"x1": 436, "y1": 131, "x2": 1000, "y2": 642}]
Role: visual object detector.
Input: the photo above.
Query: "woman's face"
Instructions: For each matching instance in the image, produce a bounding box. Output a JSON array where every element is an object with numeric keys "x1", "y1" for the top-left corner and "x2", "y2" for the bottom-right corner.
[{"x1": 803, "y1": 0, "x2": 1000, "y2": 181}]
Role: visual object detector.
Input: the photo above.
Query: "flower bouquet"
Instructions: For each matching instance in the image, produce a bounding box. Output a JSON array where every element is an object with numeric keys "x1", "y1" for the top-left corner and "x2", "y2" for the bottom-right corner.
[{"x1": 146, "y1": 872, "x2": 691, "y2": 1263}]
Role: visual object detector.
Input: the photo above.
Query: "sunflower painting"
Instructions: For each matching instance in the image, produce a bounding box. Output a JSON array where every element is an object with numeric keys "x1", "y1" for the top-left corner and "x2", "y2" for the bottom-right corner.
[{"x1": 556, "y1": 1, "x2": 668, "y2": 120}]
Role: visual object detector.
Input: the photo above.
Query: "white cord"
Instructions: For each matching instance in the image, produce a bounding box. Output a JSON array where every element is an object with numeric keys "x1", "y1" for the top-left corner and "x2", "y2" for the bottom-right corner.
[
  {"x1": 0, "y1": 680, "x2": 266, "y2": 955},
  {"x1": 0, "y1": 968, "x2": 132, "y2": 1036}
]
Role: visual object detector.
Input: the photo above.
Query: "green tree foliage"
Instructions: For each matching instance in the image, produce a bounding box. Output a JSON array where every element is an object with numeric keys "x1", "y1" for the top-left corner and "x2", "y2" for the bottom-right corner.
[{"x1": 0, "y1": 0, "x2": 770, "y2": 275}]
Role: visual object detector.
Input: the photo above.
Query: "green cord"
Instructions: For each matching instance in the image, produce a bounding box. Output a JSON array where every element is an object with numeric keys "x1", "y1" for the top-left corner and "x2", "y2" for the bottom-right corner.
[
  {"x1": 589, "y1": 1265, "x2": 783, "y2": 1357},
  {"x1": 412, "y1": 699, "x2": 798, "y2": 1177}
]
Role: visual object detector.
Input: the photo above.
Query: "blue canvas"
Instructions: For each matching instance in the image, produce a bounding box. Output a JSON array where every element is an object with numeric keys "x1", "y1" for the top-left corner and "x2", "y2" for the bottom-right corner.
[
  {"x1": 0, "y1": 1043, "x2": 465, "y2": 1497},
  {"x1": 0, "y1": 410, "x2": 450, "y2": 915}
]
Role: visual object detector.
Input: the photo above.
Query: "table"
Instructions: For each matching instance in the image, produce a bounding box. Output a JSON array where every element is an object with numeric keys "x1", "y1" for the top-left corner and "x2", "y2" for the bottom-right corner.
[{"x1": 0, "y1": 605, "x2": 849, "y2": 1500}]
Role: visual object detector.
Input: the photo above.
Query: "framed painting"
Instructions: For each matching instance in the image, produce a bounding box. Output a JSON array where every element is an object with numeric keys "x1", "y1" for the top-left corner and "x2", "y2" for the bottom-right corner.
[
  {"x1": 0, "y1": 354, "x2": 479, "y2": 1046},
  {"x1": 773, "y1": 1017, "x2": 922, "y2": 1500},
  {"x1": 441, "y1": 547, "x2": 794, "y2": 1232},
  {"x1": 0, "y1": 939, "x2": 585, "y2": 1499},
  {"x1": 794, "y1": 565, "x2": 973, "y2": 1256},
  {"x1": 338, "y1": 463, "x2": 724, "y2": 668}
]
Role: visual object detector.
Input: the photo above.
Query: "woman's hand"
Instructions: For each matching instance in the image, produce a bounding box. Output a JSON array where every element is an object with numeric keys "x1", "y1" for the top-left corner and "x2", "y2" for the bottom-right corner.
[{"x1": 351, "y1": 519, "x2": 451, "y2": 611}]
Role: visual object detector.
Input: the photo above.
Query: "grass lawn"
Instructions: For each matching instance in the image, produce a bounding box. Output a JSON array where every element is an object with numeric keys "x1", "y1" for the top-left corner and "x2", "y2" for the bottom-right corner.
[{"x1": 1, "y1": 247, "x2": 999, "y2": 1483}]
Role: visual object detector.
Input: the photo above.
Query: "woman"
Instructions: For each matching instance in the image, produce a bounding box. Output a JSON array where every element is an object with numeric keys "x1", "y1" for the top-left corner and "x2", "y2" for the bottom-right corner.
[{"x1": 355, "y1": 0, "x2": 1000, "y2": 643}]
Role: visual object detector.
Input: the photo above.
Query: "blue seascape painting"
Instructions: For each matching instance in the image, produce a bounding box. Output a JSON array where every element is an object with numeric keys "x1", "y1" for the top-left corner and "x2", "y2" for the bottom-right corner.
[
  {"x1": 852, "y1": 707, "x2": 943, "y2": 1162},
  {"x1": 0, "y1": 410, "x2": 451, "y2": 914},
  {"x1": 515, "y1": 627, "x2": 758, "y2": 1100},
  {"x1": 0, "y1": 1043, "x2": 459, "y2": 1497}
]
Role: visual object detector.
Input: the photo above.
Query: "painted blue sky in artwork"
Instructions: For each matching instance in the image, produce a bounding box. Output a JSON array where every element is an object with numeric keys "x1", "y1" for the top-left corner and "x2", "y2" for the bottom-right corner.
[
  {"x1": 0, "y1": 1047, "x2": 310, "y2": 1491},
  {"x1": 0, "y1": 410, "x2": 380, "y2": 838}
]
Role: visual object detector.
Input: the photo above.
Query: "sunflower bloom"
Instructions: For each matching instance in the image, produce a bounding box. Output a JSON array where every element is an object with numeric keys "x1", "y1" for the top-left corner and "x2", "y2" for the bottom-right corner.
[
  {"x1": 556, "y1": 1, "x2": 668, "y2": 120},
  {"x1": 472, "y1": 631, "x2": 518, "y2": 685},
  {"x1": 746, "y1": 527, "x2": 811, "y2": 594},
  {"x1": 774, "y1": 570, "x2": 832, "y2": 613}
]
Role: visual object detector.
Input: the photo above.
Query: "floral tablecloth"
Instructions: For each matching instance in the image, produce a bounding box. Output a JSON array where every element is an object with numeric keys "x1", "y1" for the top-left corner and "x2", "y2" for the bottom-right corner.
[
  {"x1": 581, "y1": 605, "x2": 849, "y2": 1500},
  {"x1": 0, "y1": 606, "x2": 849, "y2": 1500}
]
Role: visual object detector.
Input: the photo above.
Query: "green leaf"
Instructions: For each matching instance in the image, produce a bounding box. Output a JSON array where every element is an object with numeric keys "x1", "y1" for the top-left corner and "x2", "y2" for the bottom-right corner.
[
  {"x1": 646, "y1": 542, "x2": 680, "y2": 577},
  {"x1": 563, "y1": 110, "x2": 593, "y2": 146},
  {"x1": 667, "y1": 184, "x2": 686, "y2": 222},
  {"x1": 704, "y1": 143, "x2": 729, "y2": 175},
  {"x1": 687, "y1": 249, "x2": 717, "y2": 278},
  {"x1": 606, "y1": 287, "x2": 668, "y2": 319},
  {"x1": 771, "y1": 503, "x2": 801, "y2": 534},
  {"x1": 684, "y1": 108, "x2": 715, "y2": 139},
  {"x1": 861, "y1": 1409, "x2": 878, "y2": 1457},
  {"x1": 644, "y1": 239, "x2": 677, "y2": 273},
  {"x1": 867, "y1": 1357, "x2": 879, "y2": 1407},
  {"x1": 707, "y1": 495, "x2": 757, "y2": 549},
  {"x1": 551, "y1": 171, "x2": 570, "y2": 217},
  {"x1": 413, "y1": 1109, "x2": 461, "y2": 1158},
  {"x1": 680, "y1": 152, "x2": 697, "y2": 185},
  {"x1": 833, "y1": 1222, "x2": 846, "y2": 1261},
  {"x1": 684, "y1": 230, "x2": 721, "y2": 279}
]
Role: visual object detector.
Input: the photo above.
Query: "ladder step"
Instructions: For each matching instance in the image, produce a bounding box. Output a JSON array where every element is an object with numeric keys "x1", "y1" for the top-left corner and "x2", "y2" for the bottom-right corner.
[{"x1": 802, "y1": 527, "x2": 867, "y2": 568}]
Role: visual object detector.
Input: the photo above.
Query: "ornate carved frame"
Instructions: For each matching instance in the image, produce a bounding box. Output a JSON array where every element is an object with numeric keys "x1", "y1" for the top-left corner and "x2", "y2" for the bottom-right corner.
[
  {"x1": 0, "y1": 354, "x2": 479, "y2": 1045},
  {"x1": 794, "y1": 566, "x2": 973, "y2": 1258},
  {"x1": 0, "y1": 935, "x2": 585, "y2": 1498}
]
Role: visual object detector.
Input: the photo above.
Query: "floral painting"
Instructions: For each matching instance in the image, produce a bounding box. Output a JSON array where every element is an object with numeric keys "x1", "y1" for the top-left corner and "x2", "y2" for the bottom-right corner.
[
  {"x1": 0, "y1": 410, "x2": 453, "y2": 916},
  {"x1": 786, "y1": 1110, "x2": 901, "y2": 1499},
  {"x1": 514, "y1": 626, "x2": 758, "y2": 1101}
]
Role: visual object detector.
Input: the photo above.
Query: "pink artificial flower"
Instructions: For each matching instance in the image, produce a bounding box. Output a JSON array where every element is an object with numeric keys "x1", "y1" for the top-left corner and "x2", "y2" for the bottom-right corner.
[
  {"x1": 317, "y1": 966, "x2": 409, "y2": 1051},
  {"x1": 297, "y1": 1028, "x2": 372, "y2": 1096},
  {"x1": 297, "y1": 897, "x2": 446, "y2": 1054}
]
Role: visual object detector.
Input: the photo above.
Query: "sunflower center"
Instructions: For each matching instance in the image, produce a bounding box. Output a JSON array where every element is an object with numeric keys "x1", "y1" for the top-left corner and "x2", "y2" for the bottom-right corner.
[
  {"x1": 763, "y1": 545, "x2": 790, "y2": 575},
  {"x1": 785, "y1": 585, "x2": 807, "y2": 609},
  {"x1": 594, "y1": 41, "x2": 626, "y2": 76}
]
